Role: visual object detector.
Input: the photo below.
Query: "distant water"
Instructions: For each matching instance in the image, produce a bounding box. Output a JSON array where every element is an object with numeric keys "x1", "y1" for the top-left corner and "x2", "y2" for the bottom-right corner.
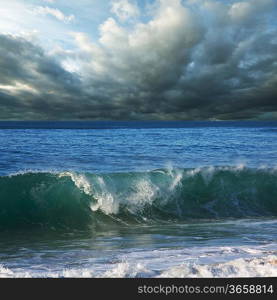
[{"x1": 0, "y1": 121, "x2": 277, "y2": 278}]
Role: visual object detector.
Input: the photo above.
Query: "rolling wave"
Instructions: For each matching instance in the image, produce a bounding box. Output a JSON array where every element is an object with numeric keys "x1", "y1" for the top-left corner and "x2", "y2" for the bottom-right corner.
[{"x1": 0, "y1": 166, "x2": 277, "y2": 229}]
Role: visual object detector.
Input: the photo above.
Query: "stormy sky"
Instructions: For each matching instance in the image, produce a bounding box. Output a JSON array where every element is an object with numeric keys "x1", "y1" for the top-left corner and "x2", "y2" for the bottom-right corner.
[{"x1": 0, "y1": 0, "x2": 276, "y2": 120}]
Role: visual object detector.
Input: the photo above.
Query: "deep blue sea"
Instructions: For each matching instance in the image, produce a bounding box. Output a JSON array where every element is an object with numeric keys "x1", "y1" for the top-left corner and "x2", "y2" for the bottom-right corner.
[{"x1": 0, "y1": 121, "x2": 277, "y2": 277}]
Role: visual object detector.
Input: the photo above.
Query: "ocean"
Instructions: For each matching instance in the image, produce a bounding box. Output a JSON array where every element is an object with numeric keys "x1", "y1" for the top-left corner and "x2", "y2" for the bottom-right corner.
[{"x1": 0, "y1": 121, "x2": 277, "y2": 278}]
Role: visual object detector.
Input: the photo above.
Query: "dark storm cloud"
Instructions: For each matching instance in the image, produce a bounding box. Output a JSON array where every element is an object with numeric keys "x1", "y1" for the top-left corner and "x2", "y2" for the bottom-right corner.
[{"x1": 0, "y1": 0, "x2": 277, "y2": 120}]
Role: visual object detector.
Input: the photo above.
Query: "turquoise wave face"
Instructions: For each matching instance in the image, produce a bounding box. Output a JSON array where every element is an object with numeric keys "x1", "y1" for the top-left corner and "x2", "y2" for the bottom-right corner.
[{"x1": 0, "y1": 166, "x2": 277, "y2": 229}]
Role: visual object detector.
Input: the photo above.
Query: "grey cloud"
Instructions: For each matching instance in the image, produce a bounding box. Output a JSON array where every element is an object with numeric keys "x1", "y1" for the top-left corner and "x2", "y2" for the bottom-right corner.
[
  {"x1": 0, "y1": 0, "x2": 277, "y2": 120},
  {"x1": 0, "y1": 34, "x2": 85, "y2": 119}
]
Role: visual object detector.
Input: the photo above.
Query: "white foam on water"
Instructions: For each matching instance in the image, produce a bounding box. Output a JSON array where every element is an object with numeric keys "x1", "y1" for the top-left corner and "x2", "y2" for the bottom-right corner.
[
  {"x1": 89, "y1": 176, "x2": 119, "y2": 214},
  {"x1": 184, "y1": 164, "x2": 247, "y2": 184},
  {"x1": 60, "y1": 268, "x2": 95, "y2": 278},
  {"x1": 101, "y1": 262, "x2": 154, "y2": 278},
  {"x1": 1, "y1": 254, "x2": 276, "y2": 278},
  {"x1": 159, "y1": 255, "x2": 277, "y2": 278},
  {"x1": 59, "y1": 172, "x2": 92, "y2": 195},
  {"x1": 0, "y1": 265, "x2": 32, "y2": 278},
  {"x1": 125, "y1": 178, "x2": 158, "y2": 213},
  {"x1": 59, "y1": 172, "x2": 119, "y2": 214},
  {"x1": 0, "y1": 265, "x2": 14, "y2": 278},
  {"x1": 168, "y1": 168, "x2": 183, "y2": 191},
  {"x1": 7, "y1": 169, "x2": 59, "y2": 177}
]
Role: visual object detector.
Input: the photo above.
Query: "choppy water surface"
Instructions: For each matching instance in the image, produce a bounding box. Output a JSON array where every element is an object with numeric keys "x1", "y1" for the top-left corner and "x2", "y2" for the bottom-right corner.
[{"x1": 0, "y1": 121, "x2": 276, "y2": 277}]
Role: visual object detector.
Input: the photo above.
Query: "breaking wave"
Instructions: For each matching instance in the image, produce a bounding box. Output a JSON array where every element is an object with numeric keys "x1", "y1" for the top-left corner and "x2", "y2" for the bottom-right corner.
[
  {"x1": 1, "y1": 255, "x2": 276, "y2": 278},
  {"x1": 0, "y1": 166, "x2": 277, "y2": 229}
]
